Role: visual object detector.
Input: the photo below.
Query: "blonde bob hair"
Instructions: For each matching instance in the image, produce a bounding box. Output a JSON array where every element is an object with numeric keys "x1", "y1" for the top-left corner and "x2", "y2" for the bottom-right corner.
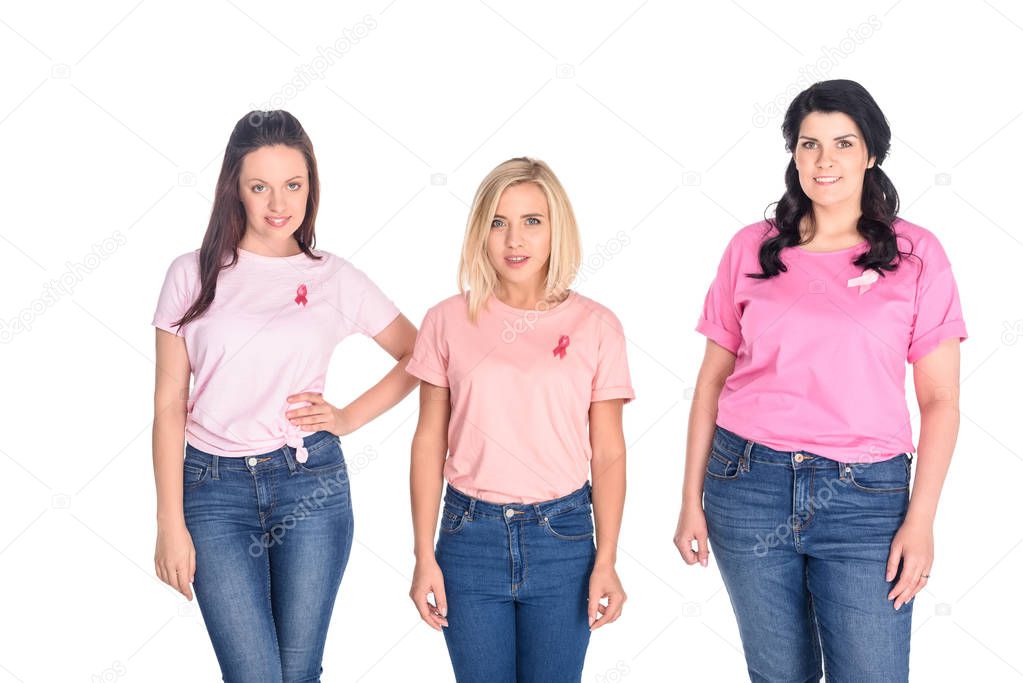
[{"x1": 458, "y1": 157, "x2": 581, "y2": 323}]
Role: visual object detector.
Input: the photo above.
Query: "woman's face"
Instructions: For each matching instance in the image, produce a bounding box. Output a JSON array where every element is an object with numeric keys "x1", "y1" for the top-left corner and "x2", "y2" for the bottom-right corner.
[
  {"x1": 793, "y1": 111, "x2": 875, "y2": 211},
  {"x1": 238, "y1": 145, "x2": 309, "y2": 245},
  {"x1": 486, "y1": 182, "x2": 552, "y2": 291}
]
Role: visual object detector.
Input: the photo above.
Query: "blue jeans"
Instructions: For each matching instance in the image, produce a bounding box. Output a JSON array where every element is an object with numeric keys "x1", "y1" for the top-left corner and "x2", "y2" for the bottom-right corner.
[
  {"x1": 436, "y1": 482, "x2": 597, "y2": 682},
  {"x1": 704, "y1": 425, "x2": 914, "y2": 682},
  {"x1": 183, "y1": 430, "x2": 353, "y2": 683}
]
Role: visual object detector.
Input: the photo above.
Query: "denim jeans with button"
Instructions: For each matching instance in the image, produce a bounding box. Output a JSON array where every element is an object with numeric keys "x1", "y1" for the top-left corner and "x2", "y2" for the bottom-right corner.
[
  {"x1": 436, "y1": 482, "x2": 596, "y2": 682},
  {"x1": 183, "y1": 430, "x2": 353, "y2": 683},
  {"x1": 704, "y1": 425, "x2": 914, "y2": 682}
]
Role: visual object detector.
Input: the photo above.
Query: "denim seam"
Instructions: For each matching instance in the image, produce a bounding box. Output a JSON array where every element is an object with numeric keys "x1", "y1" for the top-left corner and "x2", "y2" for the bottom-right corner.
[
  {"x1": 795, "y1": 468, "x2": 816, "y2": 531},
  {"x1": 542, "y1": 516, "x2": 594, "y2": 542},
  {"x1": 847, "y1": 464, "x2": 910, "y2": 494},
  {"x1": 261, "y1": 549, "x2": 282, "y2": 673},
  {"x1": 507, "y1": 520, "x2": 518, "y2": 595},
  {"x1": 304, "y1": 433, "x2": 338, "y2": 456},
  {"x1": 712, "y1": 438, "x2": 744, "y2": 462},
  {"x1": 807, "y1": 569, "x2": 824, "y2": 678}
]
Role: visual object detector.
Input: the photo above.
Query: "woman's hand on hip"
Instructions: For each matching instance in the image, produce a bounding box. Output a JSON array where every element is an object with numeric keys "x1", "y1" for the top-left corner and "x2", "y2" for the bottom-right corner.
[{"x1": 286, "y1": 392, "x2": 354, "y2": 436}]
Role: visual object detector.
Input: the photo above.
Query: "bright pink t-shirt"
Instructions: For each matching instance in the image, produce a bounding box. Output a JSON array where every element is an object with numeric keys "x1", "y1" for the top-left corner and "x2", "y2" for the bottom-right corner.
[
  {"x1": 406, "y1": 291, "x2": 635, "y2": 503},
  {"x1": 697, "y1": 218, "x2": 967, "y2": 463},
  {"x1": 152, "y1": 247, "x2": 400, "y2": 459}
]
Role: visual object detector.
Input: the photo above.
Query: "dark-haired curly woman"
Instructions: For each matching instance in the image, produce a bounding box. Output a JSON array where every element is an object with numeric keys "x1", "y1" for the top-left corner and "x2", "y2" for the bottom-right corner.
[{"x1": 673, "y1": 80, "x2": 967, "y2": 682}]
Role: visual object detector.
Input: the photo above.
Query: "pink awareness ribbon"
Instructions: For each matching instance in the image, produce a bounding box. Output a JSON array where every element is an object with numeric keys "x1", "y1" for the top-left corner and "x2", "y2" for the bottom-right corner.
[
  {"x1": 846, "y1": 269, "x2": 879, "y2": 295},
  {"x1": 295, "y1": 283, "x2": 308, "y2": 306},
  {"x1": 553, "y1": 335, "x2": 570, "y2": 359}
]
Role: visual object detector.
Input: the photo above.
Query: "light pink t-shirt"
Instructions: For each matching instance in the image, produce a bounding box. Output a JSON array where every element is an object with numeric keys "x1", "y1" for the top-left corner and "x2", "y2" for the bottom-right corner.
[
  {"x1": 406, "y1": 291, "x2": 635, "y2": 503},
  {"x1": 697, "y1": 218, "x2": 967, "y2": 463},
  {"x1": 152, "y1": 247, "x2": 399, "y2": 459}
]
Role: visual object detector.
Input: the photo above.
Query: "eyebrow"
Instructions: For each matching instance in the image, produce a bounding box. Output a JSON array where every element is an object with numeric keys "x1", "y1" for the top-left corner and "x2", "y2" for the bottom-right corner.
[
  {"x1": 493, "y1": 213, "x2": 546, "y2": 219},
  {"x1": 245, "y1": 175, "x2": 305, "y2": 182},
  {"x1": 798, "y1": 134, "x2": 858, "y2": 142}
]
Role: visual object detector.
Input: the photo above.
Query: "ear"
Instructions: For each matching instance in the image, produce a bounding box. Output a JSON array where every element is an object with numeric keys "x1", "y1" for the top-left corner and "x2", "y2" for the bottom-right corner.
[{"x1": 867, "y1": 156, "x2": 877, "y2": 169}]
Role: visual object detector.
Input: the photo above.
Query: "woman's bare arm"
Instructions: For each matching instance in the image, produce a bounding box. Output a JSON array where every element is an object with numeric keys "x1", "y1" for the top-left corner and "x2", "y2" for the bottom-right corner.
[
  {"x1": 336, "y1": 314, "x2": 420, "y2": 434},
  {"x1": 152, "y1": 328, "x2": 194, "y2": 599},
  {"x1": 674, "y1": 339, "x2": 736, "y2": 565},
  {"x1": 409, "y1": 381, "x2": 451, "y2": 630}
]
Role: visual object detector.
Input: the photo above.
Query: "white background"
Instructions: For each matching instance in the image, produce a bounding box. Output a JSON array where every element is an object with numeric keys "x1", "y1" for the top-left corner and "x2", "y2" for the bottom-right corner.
[{"x1": 1, "y1": 1, "x2": 1020, "y2": 681}]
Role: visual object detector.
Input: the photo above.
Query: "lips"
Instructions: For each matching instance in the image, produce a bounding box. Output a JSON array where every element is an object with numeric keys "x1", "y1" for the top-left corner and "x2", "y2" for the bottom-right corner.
[
  {"x1": 813, "y1": 176, "x2": 841, "y2": 185},
  {"x1": 505, "y1": 255, "x2": 530, "y2": 268},
  {"x1": 265, "y1": 215, "x2": 291, "y2": 228}
]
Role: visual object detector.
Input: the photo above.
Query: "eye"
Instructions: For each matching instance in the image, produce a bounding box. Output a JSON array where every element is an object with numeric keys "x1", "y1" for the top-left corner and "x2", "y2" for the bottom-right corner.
[
  {"x1": 801, "y1": 141, "x2": 817, "y2": 150},
  {"x1": 252, "y1": 183, "x2": 266, "y2": 192},
  {"x1": 837, "y1": 140, "x2": 852, "y2": 149},
  {"x1": 491, "y1": 218, "x2": 505, "y2": 229},
  {"x1": 288, "y1": 182, "x2": 302, "y2": 191},
  {"x1": 525, "y1": 217, "x2": 541, "y2": 225}
]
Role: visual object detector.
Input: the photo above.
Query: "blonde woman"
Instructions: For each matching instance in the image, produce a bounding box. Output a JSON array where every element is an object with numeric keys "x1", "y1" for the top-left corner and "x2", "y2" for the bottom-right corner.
[{"x1": 406, "y1": 158, "x2": 635, "y2": 681}]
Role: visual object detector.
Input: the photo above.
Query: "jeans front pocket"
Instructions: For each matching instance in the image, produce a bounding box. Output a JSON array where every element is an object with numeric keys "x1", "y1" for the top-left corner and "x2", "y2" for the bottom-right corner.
[
  {"x1": 541, "y1": 504, "x2": 594, "y2": 541},
  {"x1": 183, "y1": 458, "x2": 210, "y2": 491},
  {"x1": 846, "y1": 454, "x2": 911, "y2": 493},
  {"x1": 297, "y1": 435, "x2": 346, "y2": 475},
  {"x1": 705, "y1": 447, "x2": 741, "y2": 481},
  {"x1": 439, "y1": 504, "x2": 468, "y2": 535}
]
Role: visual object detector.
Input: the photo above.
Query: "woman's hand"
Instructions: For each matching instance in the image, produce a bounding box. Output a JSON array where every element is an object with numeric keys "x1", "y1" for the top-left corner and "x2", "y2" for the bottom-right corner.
[
  {"x1": 673, "y1": 501, "x2": 710, "y2": 567},
  {"x1": 285, "y1": 392, "x2": 355, "y2": 436},
  {"x1": 155, "y1": 521, "x2": 195, "y2": 600},
  {"x1": 410, "y1": 558, "x2": 448, "y2": 631},
  {"x1": 588, "y1": 563, "x2": 626, "y2": 631},
  {"x1": 886, "y1": 515, "x2": 934, "y2": 610}
]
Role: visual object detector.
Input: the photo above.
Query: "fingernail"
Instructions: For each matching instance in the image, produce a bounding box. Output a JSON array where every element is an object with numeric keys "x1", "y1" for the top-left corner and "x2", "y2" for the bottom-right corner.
[
  {"x1": 700, "y1": 558, "x2": 708, "y2": 567},
  {"x1": 441, "y1": 608, "x2": 447, "y2": 617}
]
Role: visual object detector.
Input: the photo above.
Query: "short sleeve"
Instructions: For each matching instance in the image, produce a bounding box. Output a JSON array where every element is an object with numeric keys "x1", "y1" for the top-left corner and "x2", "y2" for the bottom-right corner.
[
  {"x1": 591, "y1": 309, "x2": 635, "y2": 404},
  {"x1": 696, "y1": 232, "x2": 743, "y2": 354},
  {"x1": 151, "y1": 252, "x2": 198, "y2": 336},
  {"x1": 335, "y1": 260, "x2": 401, "y2": 339},
  {"x1": 907, "y1": 236, "x2": 968, "y2": 363},
  {"x1": 405, "y1": 306, "x2": 449, "y2": 387}
]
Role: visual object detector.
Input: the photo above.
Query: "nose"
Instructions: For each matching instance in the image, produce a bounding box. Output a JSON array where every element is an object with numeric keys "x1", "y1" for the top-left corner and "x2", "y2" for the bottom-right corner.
[
  {"x1": 267, "y1": 190, "x2": 285, "y2": 214},
  {"x1": 505, "y1": 224, "x2": 524, "y2": 248},
  {"x1": 816, "y1": 149, "x2": 834, "y2": 169}
]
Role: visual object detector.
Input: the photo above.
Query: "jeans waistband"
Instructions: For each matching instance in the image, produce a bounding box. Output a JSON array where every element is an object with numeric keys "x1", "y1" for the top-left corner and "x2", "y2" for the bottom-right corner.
[
  {"x1": 184, "y1": 430, "x2": 336, "y2": 471},
  {"x1": 443, "y1": 482, "x2": 592, "y2": 521},
  {"x1": 713, "y1": 424, "x2": 908, "y2": 468}
]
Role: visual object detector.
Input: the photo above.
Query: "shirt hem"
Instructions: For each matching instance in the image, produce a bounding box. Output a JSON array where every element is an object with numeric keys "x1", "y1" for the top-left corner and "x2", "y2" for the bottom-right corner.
[
  {"x1": 907, "y1": 319, "x2": 968, "y2": 363},
  {"x1": 405, "y1": 360, "x2": 449, "y2": 387}
]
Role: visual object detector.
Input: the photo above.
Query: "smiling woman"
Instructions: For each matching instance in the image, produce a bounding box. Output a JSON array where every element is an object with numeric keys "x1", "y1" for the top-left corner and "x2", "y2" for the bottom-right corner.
[
  {"x1": 673, "y1": 80, "x2": 967, "y2": 683},
  {"x1": 149, "y1": 110, "x2": 419, "y2": 682}
]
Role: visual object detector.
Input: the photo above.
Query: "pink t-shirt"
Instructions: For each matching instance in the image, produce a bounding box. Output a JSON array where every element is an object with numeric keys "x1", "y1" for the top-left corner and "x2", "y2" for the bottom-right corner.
[
  {"x1": 697, "y1": 218, "x2": 967, "y2": 463},
  {"x1": 152, "y1": 247, "x2": 400, "y2": 459},
  {"x1": 406, "y1": 291, "x2": 635, "y2": 503}
]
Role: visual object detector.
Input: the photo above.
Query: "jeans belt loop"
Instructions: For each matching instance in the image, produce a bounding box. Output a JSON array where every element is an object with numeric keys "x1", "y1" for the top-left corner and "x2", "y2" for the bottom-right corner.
[
  {"x1": 281, "y1": 443, "x2": 298, "y2": 474},
  {"x1": 742, "y1": 439, "x2": 754, "y2": 473},
  {"x1": 212, "y1": 454, "x2": 220, "y2": 480}
]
